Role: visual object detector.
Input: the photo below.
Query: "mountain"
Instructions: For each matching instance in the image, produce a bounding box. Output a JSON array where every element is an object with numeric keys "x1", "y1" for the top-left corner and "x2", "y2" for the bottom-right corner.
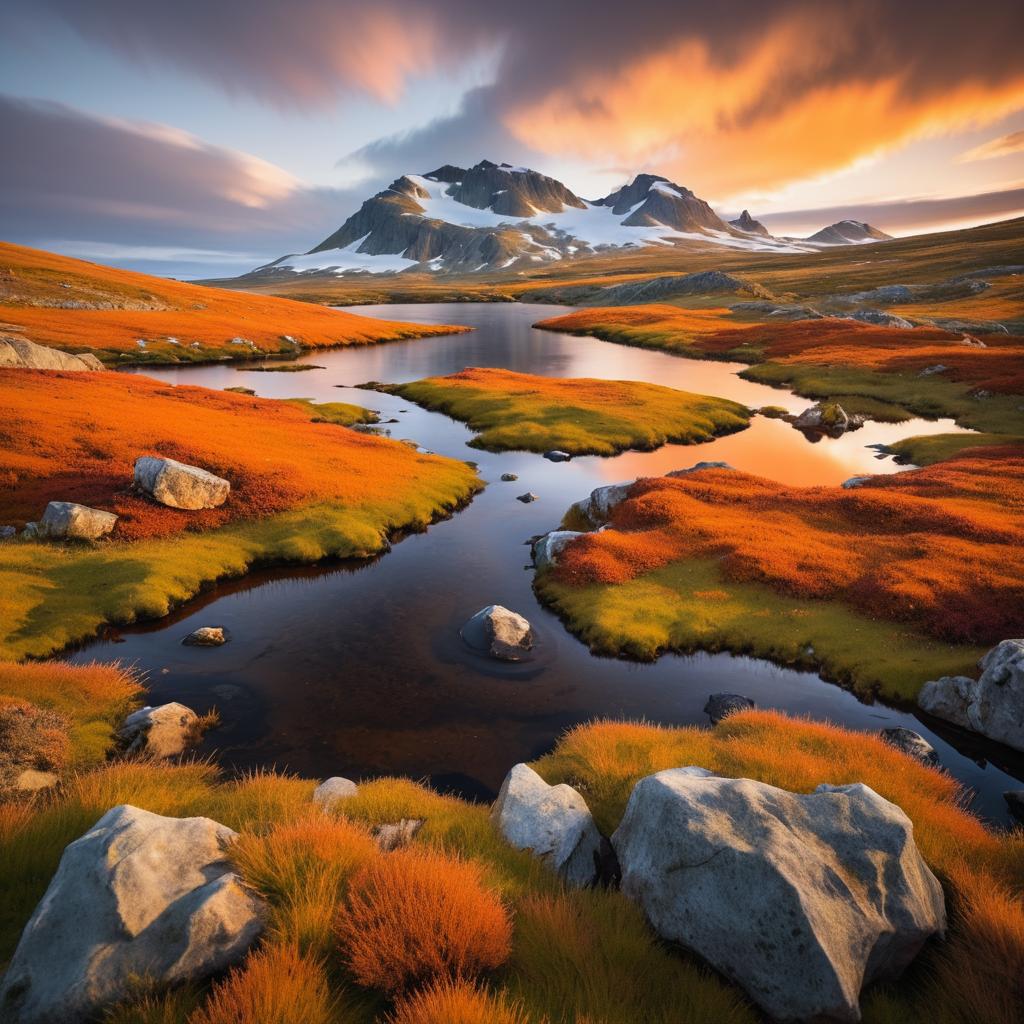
[
  {"x1": 250, "y1": 160, "x2": 812, "y2": 279},
  {"x1": 806, "y1": 220, "x2": 893, "y2": 245},
  {"x1": 729, "y1": 210, "x2": 771, "y2": 237}
]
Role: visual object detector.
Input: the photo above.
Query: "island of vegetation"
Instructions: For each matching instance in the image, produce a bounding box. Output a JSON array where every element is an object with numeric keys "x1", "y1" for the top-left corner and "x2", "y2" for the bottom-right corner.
[{"x1": 366, "y1": 367, "x2": 751, "y2": 455}]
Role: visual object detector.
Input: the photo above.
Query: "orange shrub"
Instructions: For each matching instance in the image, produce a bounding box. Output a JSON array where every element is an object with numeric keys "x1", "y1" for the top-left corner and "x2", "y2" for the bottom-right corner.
[
  {"x1": 553, "y1": 447, "x2": 1024, "y2": 644},
  {"x1": 388, "y1": 980, "x2": 531, "y2": 1024},
  {"x1": 188, "y1": 943, "x2": 336, "y2": 1024},
  {"x1": 336, "y1": 847, "x2": 512, "y2": 995}
]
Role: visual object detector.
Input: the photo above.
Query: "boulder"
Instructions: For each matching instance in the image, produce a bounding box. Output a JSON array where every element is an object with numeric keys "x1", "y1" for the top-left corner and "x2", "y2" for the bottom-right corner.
[
  {"x1": 500, "y1": 473, "x2": 519, "y2": 482},
  {"x1": 666, "y1": 461, "x2": 734, "y2": 477},
  {"x1": 571, "y1": 482, "x2": 631, "y2": 526},
  {"x1": 794, "y1": 402, "x2": 852, "y2": 433},
  {"x1": 850, "y1": 310, "x2": 914, "y2": 329},
  {"x1": 543, "y1": 450, "x2": 572, "y2": 462},
  {"x1": 461, "y1": 605, "x2": 534, "y2": 661},
  {"x1": 1003, "y1": 790, "x2": 1024, "y2": 824},
  {"x1": 36, "y1": 501, "x2": 118, "y2": 541},
  {"x1": 612, "y1": 770, "x2": 945, "y2": 1023},
  {"x1": 183, "y1": 626, "x2": 227, "y2": 647},
  {"x1": 918, "y1": 639, "x2": 1024, "y2": 752},
  {"x1": 118, "y1": 703, "x2": 200, "y2": 759},
  {"x1": 532, "y1": 530, "x2": 585, "y2": 570},
  {"x1": 516, "y1": 492, "x2": 539, "y2": 504},
  {"x1": 842, "y1": 476, "x2": 872, "y2": 489},
  {"x1": 492, "y1": 763, "x2": 603, "y2": 887},
  {"x1": 703, "y1": 693, "x2": 755, "y2": 725},
  {"x1": 313, "y1": 776, "x2": 358, "y2": 809},
  {"x1": 133, "y1": 456, "x2": 230, "y2": 510},
  {"x1": 0, "y1": 805, "x2": 265, "y2": 1024},
  {"x1": 879, "y1": 727, "x2": 939, "y2": 767},
  {"x1": 0, "y1": 335, "x2": 104, "y2": 371}
]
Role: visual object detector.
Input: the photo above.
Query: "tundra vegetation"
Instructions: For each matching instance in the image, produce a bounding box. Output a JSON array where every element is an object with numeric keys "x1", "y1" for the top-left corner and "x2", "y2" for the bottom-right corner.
[{"x1": 371, "y1": 367, "x2": 751, "y2": 455}]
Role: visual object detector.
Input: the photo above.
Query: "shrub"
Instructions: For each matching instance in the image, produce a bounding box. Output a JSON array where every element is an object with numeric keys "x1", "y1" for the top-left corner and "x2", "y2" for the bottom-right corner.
[
  {"x1": 388, "y1": 980, "x2": 530, "y2": 1024},
  {"x1": 187, "y1": 944, "x2": 338, "y2": 1024},
  {"x1": 0, "y1": 699, "x2": 70, "y2": 789},
  {"x1": 336, "y1": 847, "x2": 512, "y2": 995}
]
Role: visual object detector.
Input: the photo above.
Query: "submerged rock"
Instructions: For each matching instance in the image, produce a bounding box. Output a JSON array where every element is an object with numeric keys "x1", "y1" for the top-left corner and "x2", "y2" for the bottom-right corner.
[
  {"x1": 36, "y1": 501, "x2": 117, "y2": 541},
  {"x1": 879, "y1": 727, "x2": 940, "y2": 767},
  {"x1": 118, "y1": 703, "x2": 200, "y2": 759},
  {"x1": 612, "y1": 770, "x2": 945, "y2": 1023},
  {"x1": 0, "y1": 805, "x2": 265, "y2": 1024},
  {"x1": 703, "y1": 693, "x2": 755, "y2": 725},
  {"x1": 134, "y1": 456, "x2": 230, "y2": 510},
  {"x1": 500, "y1": 473, "x2": 519, "y2": 482},
  {"x1": 183, "y1": 626, "x2": 227, "y2": 646},
  {"x1": 492, "y1": 763, "x2": 603, "y2": 887},
  {"x1": 313, "y1": 776, "x2": 358, "y2": 809},
  {"x1": 516, "y1": 492, "x2": 539, "y2": 503},
  {"x1": 543, "y1": 450, "x2": 572, "y2": 462},
  {"x1": 461, "y1": 605, "x2": 534, "y2": 660},
  {"x1": 918, "y1": 639, "x2": 1024, "y2": 752},
  {"x1": 532, "y1": 530, "x2": 586, "y2": 569}
]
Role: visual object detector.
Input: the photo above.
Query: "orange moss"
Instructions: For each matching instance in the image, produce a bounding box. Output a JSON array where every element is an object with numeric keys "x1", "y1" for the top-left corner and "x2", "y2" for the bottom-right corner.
[
  {"x1": 336, "y1": 847, "x2": 512, "y2": 996},
  {"x1": 552, "y1": 447, "x2": 1024, "y2": 644},
  {"x1": 0, "y1": 369, "x2": 473, "y2": 540},
  {"x1": 0, "y1": 241, "x2": 467, "y2": 363}
]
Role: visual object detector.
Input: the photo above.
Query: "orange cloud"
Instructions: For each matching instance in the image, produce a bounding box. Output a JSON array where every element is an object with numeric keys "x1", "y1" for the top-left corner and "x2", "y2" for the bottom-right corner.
[{"x1": 959, "y1": 130, "x2": 1024, "y2": 163}]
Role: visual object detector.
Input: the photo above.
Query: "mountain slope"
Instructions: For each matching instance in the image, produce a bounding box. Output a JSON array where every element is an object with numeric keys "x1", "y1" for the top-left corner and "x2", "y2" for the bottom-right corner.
[
  {"x1": 729, "y1": 210, "x2": 771, "y2": 237},
  {"x1": 806, "y1": 220, "x2": 893, "y2": 245}
]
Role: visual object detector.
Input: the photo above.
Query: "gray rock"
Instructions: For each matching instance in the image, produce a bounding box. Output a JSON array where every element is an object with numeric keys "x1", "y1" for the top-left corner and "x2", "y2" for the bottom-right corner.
[
  {"x1": 612, "y1": 770, "x2": 945, "y2": 1023},
  {"x1": 36, "y1": 501, "x2": 117, "y2": 542},
  {"x1": 703, "y1": 693, "x2": 755, "y2": 725},
  {"x1": 21, "y1": 522, "x2": 39, "y2": 539},
  {"x1": 516, "y1": 492, "x2": 539, "y2": 504},
  {"x1": 1005, "y1": 791, "x2": 1024, "y2": 824},
  {"x1": 532, "y1": 530, "x2": 585, "y2": 570},
  {"x1": 0, "y1": 805, "x2": 265, "y2": 1024},
  {"x1": 918, "y1": 364, "x2": 948, "y2": 377},
  {"x1": 0, "y1": 525, "x2": 15, "y2": 539},
  {"x1": 373, "y1": 818, "x2": 424, "y2": 851},
  {"x1": 918, "y1": 640, "x2": 1024, "y2": 752},
  {"x1": 183, "y1": 626, "x2": 227, "y2": 646},
  {"x1": 879, "y1": 727, "x2": 940, "y2": 767},
  {"x1": 842, "y1": 476, "x2": 873, "y2": 489},
  {"x1": 571, "y1": 482, "x2": 631, "y2": 526},
  {"x1": 461, "y1": 604, "x2": 534, "y2": 661},
  {"x1": 666, "y1": 461, "x2": 734, "y2": 477},
  {"x1": 500, "y1": 473, "x2": 519, "y2": 482},
  {"x1": 118, "y1": 703, "x2": 200, "y2": 759},
  {"x1": 0, "y1": 335, "x2": 104, "y2": 371},
  {"x1": 312, "y1": 777, "x2": 358, "y2": 809},
  {"x1": 492, "y1": 763, "x2": 603, "y2": 887},
  {"x1": 851, "y1": 309, "x2": 914, "y2": 329},
  {"x1": 543, "y1": 450, "x2": 572, "y2": 462},
  {"x1": 133, "y1": 456, "x2": 230, "y2": 510}
]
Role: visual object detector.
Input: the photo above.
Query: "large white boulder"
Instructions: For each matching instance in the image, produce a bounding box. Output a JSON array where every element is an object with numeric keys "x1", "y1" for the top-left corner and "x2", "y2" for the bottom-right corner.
[
  {"x1": 133, "y1": 456, "x2": 230, "y2": 510},
  {"x1": 918, "y1": 639, "x2": 1024, "y2": 752},
  {"x1": 0, "y1": 805, "x2": 265, "y2": 1024},
  {"x1": 570, "y1": 482, "x2": 631, "y2": 527},
  {"x1": 612, "y1": 769, "x2": 945, "y2": 1023},
  {"x1": 531, "y1": 530, "x2": 586, "y2": 570},
  {"x1": 492, "y1": 763, "x2": 603, "y2": 887},
  {"x1": 118, "y1": 703, "x2": 200, "y2": 759},
  {"x1": 37, "y1": 501, "x2": 117, "y2": 541},
  {"x1": 312, "y1": 776, "x2": 358, "y2": 809},
  {"x1": 0, "y1": 335, "x2": 103, "y2": 371},
  {"x1": 461, "y1": 605, "x2": 534, "y2": 660}
]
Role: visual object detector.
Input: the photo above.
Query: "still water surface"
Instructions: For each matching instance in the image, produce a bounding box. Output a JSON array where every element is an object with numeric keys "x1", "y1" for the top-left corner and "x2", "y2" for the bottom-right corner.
[{"x1": 70, "y1": 304, "x2": 1021, "y2": 821}]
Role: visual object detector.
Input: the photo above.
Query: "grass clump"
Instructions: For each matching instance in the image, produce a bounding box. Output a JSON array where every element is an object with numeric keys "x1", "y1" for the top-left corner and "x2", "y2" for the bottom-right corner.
[
  {"x1": 0, "y1": 701, "x2": 69, "y2": 789},
  {"x1": 387, "y1": 981, "x2": 530, "y2": 1024},
  {"x1": 336, "y1": 847, "x2": 513, "y2": 996},
  {"x1": 283, "y1": 398, "x2": 379, "y2": 427},
  {"x1": 886, "y1": 432, "x2": 1024, "y2": 466},
  {"x1": 375, "y1": 367, "x2": 750, "y2": 455}
]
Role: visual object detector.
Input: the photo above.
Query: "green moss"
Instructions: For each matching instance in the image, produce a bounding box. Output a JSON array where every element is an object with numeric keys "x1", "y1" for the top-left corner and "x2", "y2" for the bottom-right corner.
[
  {"x1": 283, "y1": 398, "x2": 379, "y2": 427},
  {"x1": 380, "y1": 370, "x2": 751, "y2": 456},
  {"x1": 534, "y1": 558, "x2": 982, "y2": 701},
  {"x1": 886, "y1": 431, "x2": 1024, "y2": 466}
]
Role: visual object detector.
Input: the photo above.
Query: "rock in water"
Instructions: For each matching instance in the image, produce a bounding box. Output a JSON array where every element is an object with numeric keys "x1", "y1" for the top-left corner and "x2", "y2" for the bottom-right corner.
[
  {"x1": 879, "y1": 727, "x2": 940, "y2": 767},
  {"x1": 543, "y1": 450, "x2": 571, "y2": 462},
  {"x1": 612, "y1": 770, "x2": 945, "y2": 1022},
  {"x1": 118, "y1": 703, "x2": 200, "y2": 759},
  {"x1": 491, "y1": 763, "x2": 603, "y2": 887},
  {"x1": 0, "y1": 335, "x2": 103, "y2": 371},
  {"x1": 37, "y1": 501, "x2": 118, "y2": 541},
  {"x1": 516, "y1": 492, "x2": 539, "y2": 504},
  {"x1": 532, "y1": 530, "x2": 585, "y2": 569},
  {"x1": 183, "y1": 626, "x2": 228, "y2": 646},
  {"x1": 313, "y1": 776, "x2": 358, "y2": 808},
  {"x1": 918, "y1": 639, "x2": 1024, "y2": 752},
  {"x1": 0, "y1": 805, "x2": 265, "y2": 1024},
  {"x1": 461, "y1": 605, "x2": 534, "y2": 660},
  {"x1": 133, "y1": 456, "x2": 230, "y2": 510},
  {"x1": 500, "y1": 473, "x2": 518, "y2": 482},
  {"x1": 703, "y1": 693, "x2": 755, "y2": 725}
]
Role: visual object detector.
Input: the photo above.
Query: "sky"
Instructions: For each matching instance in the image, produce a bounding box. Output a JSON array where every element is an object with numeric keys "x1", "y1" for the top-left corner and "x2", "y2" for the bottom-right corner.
[{"x1": 1, "y1": 0, "x2": 1023, "y2": 279}]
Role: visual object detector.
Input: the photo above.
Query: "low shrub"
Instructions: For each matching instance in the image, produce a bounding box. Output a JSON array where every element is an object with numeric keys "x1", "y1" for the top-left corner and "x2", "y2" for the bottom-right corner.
[
  {"x1": 0, "y1": 700, "x2": 70, "y2": 788},
  {"x1": 388, "y1": 980, "x2": 530, "y2": 1024},
  {"x1": 336, "y1": 847, "x2": 512, "y2": 995}
]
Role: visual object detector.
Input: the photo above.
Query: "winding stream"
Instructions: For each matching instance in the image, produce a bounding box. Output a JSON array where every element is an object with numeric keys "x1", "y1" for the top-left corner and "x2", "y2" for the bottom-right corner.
[{"x1": 69, "y1": 303, "x2": 1022, "y2": 822}]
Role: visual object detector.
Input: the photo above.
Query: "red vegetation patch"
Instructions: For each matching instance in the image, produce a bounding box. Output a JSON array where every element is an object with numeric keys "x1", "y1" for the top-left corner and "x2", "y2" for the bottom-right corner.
[
  {"x1": 553, "y1": 447, "x2": 1024, "y2": 644},
  {"x1": 336, "y1": 847, "x2": 512, "y2": 996},
  {"x1": 0, "y1": 370, "x2": 468, "y2": 540}
]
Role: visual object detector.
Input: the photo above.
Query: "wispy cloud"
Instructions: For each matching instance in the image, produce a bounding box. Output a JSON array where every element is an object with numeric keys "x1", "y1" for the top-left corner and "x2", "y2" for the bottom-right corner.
[{"x1": 959, "y1": 130, "x2": 1024, "y2": 163}]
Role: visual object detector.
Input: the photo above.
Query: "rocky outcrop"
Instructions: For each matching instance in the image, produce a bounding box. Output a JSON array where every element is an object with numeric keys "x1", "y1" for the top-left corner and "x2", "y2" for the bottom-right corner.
[
  {"x1": 516, "y1": 492, "x2": 539, "y2": 504},
  {"x1": 879, "y1": 727, "x2": 939, "y2": 767},
  {"x1": 842, "y1": 476, "x2": 872, "y2": 489},
  {"x1": 793, "y1": 402, "x2": 865, "y2": 435},
  {"x1": 36, "y1": 501, "x2": 117, "y2": 541},
  {"x1": 461, "y1": 605, "x2": 534, "y2": 660},
  {"x1": 0, "y1": 334, "x2": 103, "y2": 371},
  {"x1": 587, "y1": 271, "x2": 771, "y2": 306},
  {"x1": 850, "y1": 310, "x2": 914, "y2": 329},
  {"x1": 666, "y1": 461, "x2": 734, "y2": 477},
  {"x1": 918, "y1": 640, "x2": 1024, "y2": 752},
  {"x1": 729, "y1": 210, "x2": 771, "y2": 237},
  {"x1": 571, "y1": 482, "x2": 631, "y2": 526},
  {"x1": 183, "y1": 626, "x2": 227, "y2": 646},
  {"x1": 313, "y1": 776, "x2": 358, "y2": 808},
  {"x1": 0, "y1": 805, "x2": 265, "y2": 1024},
  {"x1": 532, "y1": 530, "x2": 585, "y2": 569},
  {"x1": 134, "y1": 456, "x2": 230, "y2": 510},
  {"x1": 118, "y1": 703, "x2": 200, "y2": 759},
  {"x1": 492, "y1": 763, "x2": 603, "y2": 887},
  {"x1": 703, "y1": 693, "x2": 755, "y2": 725},
  {"x1": 612, "y1": 769, "x2": 945, "y2": 1022}
]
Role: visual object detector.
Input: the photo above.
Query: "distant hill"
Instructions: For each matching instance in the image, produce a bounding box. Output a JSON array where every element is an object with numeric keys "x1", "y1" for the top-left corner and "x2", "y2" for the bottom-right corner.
[
  {"x1": 806, "y1": 220, "x2": 893, "y2": 245},
  {"x1": 729, "y1": 210, "x2": 771, "y2": 237}
]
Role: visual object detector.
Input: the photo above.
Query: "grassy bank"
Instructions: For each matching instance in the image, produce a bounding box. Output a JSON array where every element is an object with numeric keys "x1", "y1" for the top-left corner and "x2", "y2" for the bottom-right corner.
[{"x1": 371, "y1": 367, "x2": 751, "y2": 455}]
